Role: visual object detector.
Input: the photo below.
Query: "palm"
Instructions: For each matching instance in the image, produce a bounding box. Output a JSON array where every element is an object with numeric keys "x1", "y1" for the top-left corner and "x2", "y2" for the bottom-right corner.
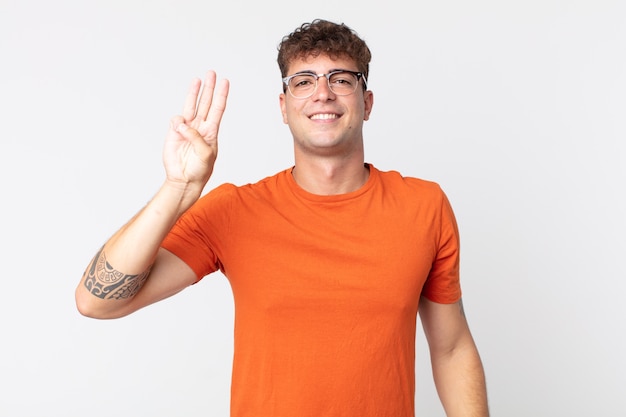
[{"x1": 163, "y1": 71, "x2": 229, "y2": 186}]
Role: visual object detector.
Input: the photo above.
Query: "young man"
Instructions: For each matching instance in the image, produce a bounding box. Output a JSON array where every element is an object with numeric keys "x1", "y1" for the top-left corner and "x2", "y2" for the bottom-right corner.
[{"x1": 76, "y1": 19, "x2": 489, "y2": 417}]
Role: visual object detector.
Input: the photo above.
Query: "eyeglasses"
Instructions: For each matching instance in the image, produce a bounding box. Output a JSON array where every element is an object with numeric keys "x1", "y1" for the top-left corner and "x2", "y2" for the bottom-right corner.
[{"x1": 282, "y1": 70, "x2": 367, "y2": 99}]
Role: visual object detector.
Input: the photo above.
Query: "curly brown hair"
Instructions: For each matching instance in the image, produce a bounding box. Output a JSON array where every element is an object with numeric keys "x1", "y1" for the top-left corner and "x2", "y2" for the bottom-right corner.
[{"x1": 277, "y1": 19, "x2": 371, "y2": 82}]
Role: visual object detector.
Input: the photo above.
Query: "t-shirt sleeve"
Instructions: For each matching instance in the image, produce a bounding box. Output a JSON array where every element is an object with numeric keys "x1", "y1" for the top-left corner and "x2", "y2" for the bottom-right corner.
[
  {"x1": 421, "y1": 188, "x2": 462, "y2": 304},
  {"x1": 161, "y1": 183, "x2": 236, "y2": 282}
]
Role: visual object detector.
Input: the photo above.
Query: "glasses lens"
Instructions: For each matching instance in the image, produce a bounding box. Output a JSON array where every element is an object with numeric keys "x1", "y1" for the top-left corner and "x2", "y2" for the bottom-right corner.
[
  {"x1": 288, "y1": 74, "x2": 317, "y2": 98},
  {"x1": 328, "y1": 71, "x2": 359, "y2": 95}
]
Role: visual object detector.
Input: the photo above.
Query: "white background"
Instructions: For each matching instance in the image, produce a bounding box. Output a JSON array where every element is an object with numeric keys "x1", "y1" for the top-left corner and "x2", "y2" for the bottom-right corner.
[{"x1": 1, "y1": 0, "x2": 624, "y2": 416}]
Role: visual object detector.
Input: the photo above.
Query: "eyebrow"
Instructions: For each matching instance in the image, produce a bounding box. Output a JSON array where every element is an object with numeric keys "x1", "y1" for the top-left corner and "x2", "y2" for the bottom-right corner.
[{"x1": 291, "y1": 68, "x2": 352, "y2": 76}]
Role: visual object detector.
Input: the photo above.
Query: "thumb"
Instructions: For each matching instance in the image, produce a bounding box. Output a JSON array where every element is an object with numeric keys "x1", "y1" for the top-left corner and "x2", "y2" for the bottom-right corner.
[
  {"x1": 175, "y1": 121, "x2": 217, "y2": 161},
  {"x1": 169, "y1": 115, "x2": 185, "y2": 131},
  {"x1": 176, "y1": 122, "x2": 208, "y2": 145},
  {"x1": 176, "y1": 122, "x2": 190, "y2": 134}
]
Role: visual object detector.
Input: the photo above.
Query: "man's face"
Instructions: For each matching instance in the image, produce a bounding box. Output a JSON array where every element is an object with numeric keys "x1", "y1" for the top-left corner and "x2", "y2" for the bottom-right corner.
[{"x1": 279, "y1": 54, "x2": 373, "y2": 158}]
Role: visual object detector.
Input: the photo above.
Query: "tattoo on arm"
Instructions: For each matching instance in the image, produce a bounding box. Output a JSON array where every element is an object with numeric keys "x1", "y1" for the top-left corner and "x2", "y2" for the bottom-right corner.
[{"x1": 83, "y1": 247, "x2": 151, "y2": 300}]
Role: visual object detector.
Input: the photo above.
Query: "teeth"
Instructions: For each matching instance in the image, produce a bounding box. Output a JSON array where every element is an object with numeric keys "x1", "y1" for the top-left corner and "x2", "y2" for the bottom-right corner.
[{"x1": 310, "y1": 113, "x2": 337, "y2": 120}]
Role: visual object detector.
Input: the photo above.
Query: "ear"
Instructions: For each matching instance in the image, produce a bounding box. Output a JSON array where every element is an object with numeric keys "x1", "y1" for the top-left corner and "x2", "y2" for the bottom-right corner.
[
  {"x1": 363, "y1": 90, "x2": 374, "y2": 121},
  {"x1": 279, "y1": 93, "x2": 289, "y2": 124}
]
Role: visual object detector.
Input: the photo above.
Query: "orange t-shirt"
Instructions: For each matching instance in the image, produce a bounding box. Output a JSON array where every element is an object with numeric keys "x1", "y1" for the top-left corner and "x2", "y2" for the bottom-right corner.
[{"x1": 162, "y1": 164, "x2": 461, "y2": 417}]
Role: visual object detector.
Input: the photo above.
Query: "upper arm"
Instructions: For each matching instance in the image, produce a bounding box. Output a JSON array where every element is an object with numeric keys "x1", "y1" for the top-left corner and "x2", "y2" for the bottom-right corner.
[
  {"x1": 418, "y1": 296, "x2": 475, "y2": 356},
  {"x1": 76, "y1": 247, "x2": 198, "y2": 319},
  {"x1": 124, "y1": 248, "x2": 199, "y2": 313}
]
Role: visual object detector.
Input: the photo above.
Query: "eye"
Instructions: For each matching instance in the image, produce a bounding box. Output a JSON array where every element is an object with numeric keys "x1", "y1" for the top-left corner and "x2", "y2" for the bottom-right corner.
[
  {"x1": 291, "y1": 75, "x2": 315, "y2": 88},
  {"x1": 329, "y1": 72, "x2": 356, "y2": 87}
]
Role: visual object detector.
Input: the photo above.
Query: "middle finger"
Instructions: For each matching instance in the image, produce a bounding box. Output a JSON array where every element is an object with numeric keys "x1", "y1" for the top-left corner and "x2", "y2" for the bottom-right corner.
[{"x1": 195, "y1": 70, "x2": 217, "y2": 122}]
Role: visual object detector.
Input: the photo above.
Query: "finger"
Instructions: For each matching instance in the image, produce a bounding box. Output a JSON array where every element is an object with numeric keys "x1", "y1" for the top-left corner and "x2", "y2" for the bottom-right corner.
[
  {"x1": 195, "y1": 70, "x2": 218, "y2": 122},
  {"x1": 176, "y1": 122, "x2": 216, "y2": 161},
  {"x1": 169, "y1": 115, "x2": 186, "y2": 134},
  {"x1": 182, "y1": 78, "x2": 202, "y2": 122},
  {"x1": 203, "y1": 78, "x2": 230, "y2": 136}
]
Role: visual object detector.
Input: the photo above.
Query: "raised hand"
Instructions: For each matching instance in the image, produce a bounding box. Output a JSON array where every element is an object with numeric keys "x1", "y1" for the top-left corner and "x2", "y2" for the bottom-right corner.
[{"x1": 163, "y1": 71, "x2": 230, "y2": 189}]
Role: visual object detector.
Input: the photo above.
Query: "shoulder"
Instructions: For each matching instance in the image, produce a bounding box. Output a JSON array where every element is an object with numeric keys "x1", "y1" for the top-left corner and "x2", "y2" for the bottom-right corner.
[
  {"x1": 372, "y1": 165, "x2": 446, "y2": 200},
  {"x1": 198, "y1": 169, "x2": 290, "y2": 205}
]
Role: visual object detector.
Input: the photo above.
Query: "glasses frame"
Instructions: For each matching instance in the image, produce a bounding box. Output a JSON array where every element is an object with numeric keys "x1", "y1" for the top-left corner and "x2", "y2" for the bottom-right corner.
[{"x1": 282, "y1": 69, "x2": 368, "y2": 99}]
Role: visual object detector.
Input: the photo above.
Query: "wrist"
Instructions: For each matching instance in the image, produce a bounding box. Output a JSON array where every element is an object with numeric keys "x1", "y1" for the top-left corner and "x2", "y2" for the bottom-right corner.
[{"x1": 157, "y1": 179, "x2": 204, "y2": 218}]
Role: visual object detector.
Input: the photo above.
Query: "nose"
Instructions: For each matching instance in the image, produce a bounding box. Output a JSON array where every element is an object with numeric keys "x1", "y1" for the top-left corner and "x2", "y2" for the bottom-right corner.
[{"x1": 312, "y1": 74, "x2": 335, "y2": 100}]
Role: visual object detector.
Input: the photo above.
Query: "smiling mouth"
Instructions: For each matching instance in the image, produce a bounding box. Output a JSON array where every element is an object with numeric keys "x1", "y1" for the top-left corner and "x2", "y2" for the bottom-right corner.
[{"x1": 310, "y1": 113, "x2": 339, "y2": 120}]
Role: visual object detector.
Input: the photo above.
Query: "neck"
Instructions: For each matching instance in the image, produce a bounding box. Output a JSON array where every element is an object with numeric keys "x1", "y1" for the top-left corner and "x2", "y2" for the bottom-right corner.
[{"x1": 291, "y1": 156, "x2": 369, "y2": 195}]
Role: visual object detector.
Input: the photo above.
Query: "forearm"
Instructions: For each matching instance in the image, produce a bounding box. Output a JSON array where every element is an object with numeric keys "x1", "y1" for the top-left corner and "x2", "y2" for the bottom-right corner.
[
  {"x1": 75, "y1": 180, "x2": 202, "y2": 318},
  {"x1": 431, "y1": 340, "x2": 489, "y2": 417},
  {"x1": 104, "y1": 181, "x2": 201, "y2": 270}
]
